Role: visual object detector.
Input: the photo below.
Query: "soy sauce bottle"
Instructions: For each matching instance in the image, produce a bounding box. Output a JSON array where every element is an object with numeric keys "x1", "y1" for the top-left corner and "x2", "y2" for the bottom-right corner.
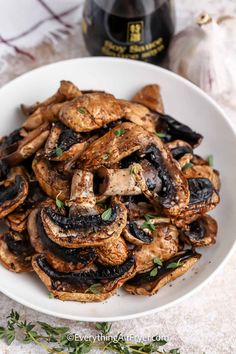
[{"x1": 82, "y1": 0, "x2": 175, "y2": 65}]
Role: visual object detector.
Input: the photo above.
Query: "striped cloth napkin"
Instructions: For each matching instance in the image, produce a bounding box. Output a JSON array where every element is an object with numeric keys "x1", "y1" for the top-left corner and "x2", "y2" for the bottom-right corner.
[{"x1": 0, "y1": 0, "x2": 83, "y2": 62}]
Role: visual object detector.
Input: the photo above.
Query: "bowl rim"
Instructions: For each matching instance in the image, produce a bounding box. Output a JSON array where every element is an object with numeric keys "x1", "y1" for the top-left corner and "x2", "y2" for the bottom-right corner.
[{"x1": 0, "y1": 56, "x2": 235, "y2": 322}]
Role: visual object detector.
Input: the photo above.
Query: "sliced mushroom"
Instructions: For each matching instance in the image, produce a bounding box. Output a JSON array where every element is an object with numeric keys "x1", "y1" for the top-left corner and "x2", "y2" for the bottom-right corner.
[
  {"x1": 68, "y1": 170, "x2": 96, "y2": 214},
  {"x1": 6, "y1": 209, "x2": 31, "y2": 232},
  {"x1": 123, "y1": 221, "x2": 154, "y2": 245},
  {"x1": 133, "y1": 223, "x2": 179, "y2": 272},
  {"x1": 124, "y1": 250, "x2": 201, "y2": 295},
  {"x1": 22, "y1": 103, "x2": 63, "y2": 130},
  {"x1": 40, "y1": 197, "x2": 127, "y2": 247},
  {"x1": 94, "y1": 163, "x2": 162, "y2": 196},
  {"x1": 183, "y1": 165, "x2": 221, "y2": 191},
  {"x1": 96, "y1": 236, "x2": 128, "y2": 266},
  {"x1": 0, "y1": 231, "x2": 34, "y2": 272},
  {"x1": 44, "y1": 122, "x2": 90, "y2": 161},
  {"x1": 155, "y1": 112, "x2": 203, "y2": 147},
  {"x1": 0, "y1": 167, "x2": 29, "y2": 218},
  {"x1": 181, "y1": 215, "x2": 217, "y2": 247},
  {"x1": 32, "y1": 156, "x2": 70, "y2": 201},
  {"x1": 81, "y1": 122, "x2": 148, "y2": 170},
  {"x1": 21, "y1": 80, "x2": 82, "y2": 116},
  {"x1": 132, "y1": 84, "x2": 164, "y2": 113},
  {"x1": 167, "y1": 140, "x2": 193, "y2": 168},
  {"x1": 59, "y1": 92, "x2": 123, "y2": 133},
  {"x1": 2, "y1": 123, "x2": 50, "y2": 166},
  {"x1": 0, "y1": 128, "x2": 27, "y2": 157},
  {"x1": 32, "y1": 254, "x2": 135, "y2": 302},
  {"x1": 119, "y1": 100, "x2": 156, "y2": 132}
]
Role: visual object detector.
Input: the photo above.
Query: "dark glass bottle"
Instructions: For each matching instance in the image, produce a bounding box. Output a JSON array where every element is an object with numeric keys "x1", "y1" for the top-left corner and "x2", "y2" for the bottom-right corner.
[{"x1": 82, "y1": 0, "x2": 175, "y2": 65}]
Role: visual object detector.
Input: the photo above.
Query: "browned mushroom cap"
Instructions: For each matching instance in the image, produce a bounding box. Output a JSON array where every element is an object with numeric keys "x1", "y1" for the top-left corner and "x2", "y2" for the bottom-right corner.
[
  {"x1": 32, "y1": 156, "x2": 70, "y2": 201},
  {"x1": 6, "y1": 209, "x2": 31, "y2": 232},
  {"x1": 44, "y1": 251, "x2": 94, "y2": 272},
  {"x1": 119, "y1": 100, "x2": 156, "y2": 133},
  {"x1": 28, "y1": 207, "x2": 45, "y2": 253},
  {"x1": 96, "y1": 236, "x2": 128, "y2": 266},
  {"x1": 0, "y1": 167, "x2": 29, "y2": 218},
  {"x1": 22, "y1": 103, "x2": 63, "y2": 130},
  {"x1": 44, "y1": 122, "x2": 90, "y2": 162},
  {"x1": 132, "y1": 84, "x2": 164, "y2": 113},
  {"x1": 94, "y1": 163, "x2": 161, "y2": 196},
  {"x1": 32, "y1": 254, "x2": 135, "y2": 302},
  {"x1": 183, "y1": 165, "x2": 221, "y2": 191},
  {"x1": 181, "y1": 215, "x2": 217, "y2": 247},
  {"x1": 68, "y1": 170, "x2": 96, "y2": 214},
  {"x1": 21, "y1": 80, "x2": 82, "y2": 116},
  {"x1": 0, "y1": 231, "x2": 34, "y2": 272},
  {"x1": 166, "y1": 140, "x2": 193, "y2": 168},
  {"x1": 40, "y1": 197, "x2": 127, "y2": 248},
  {"x1": 2, "y1": 122, "x2": 50, "y2": 166},
  {"x1": 59, "y1": 92, "x2": 123, "y2": 133},
  {"x1": 124, "y1": 250, "x2": 201, "y2": 295},
  {"x1": 133, "y1": 223, "x2": 179, "y2": 272}
]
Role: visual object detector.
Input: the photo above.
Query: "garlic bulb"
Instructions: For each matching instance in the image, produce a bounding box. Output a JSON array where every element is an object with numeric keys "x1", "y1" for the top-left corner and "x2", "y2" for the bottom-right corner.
[{"x1": 168, "y1": 13, "x2": 236, "y2": 105}]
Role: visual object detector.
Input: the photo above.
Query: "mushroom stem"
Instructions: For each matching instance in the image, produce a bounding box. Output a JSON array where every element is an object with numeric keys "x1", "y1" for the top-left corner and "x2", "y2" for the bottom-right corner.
[{"x1": 69, "y1": 170, "x2": 96, "y2": 214}]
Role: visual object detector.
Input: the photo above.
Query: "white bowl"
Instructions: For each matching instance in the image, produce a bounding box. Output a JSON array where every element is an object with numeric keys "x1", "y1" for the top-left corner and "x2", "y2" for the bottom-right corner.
[{"x1": 0, "y1": 57, "x2": 235, "y2": 322}]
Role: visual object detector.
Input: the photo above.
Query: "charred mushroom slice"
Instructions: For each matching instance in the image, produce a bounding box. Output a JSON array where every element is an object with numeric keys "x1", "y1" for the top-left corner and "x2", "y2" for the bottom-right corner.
[
  {"x1": 32, "y1": 254, "x2": 135, "y2": 302},
  {"x1": 21, "y1": 80, "x2": 82, "y2": 116},
  {"x1": 132, "y1": 84, "x2": 164, "y2": 113},
  {"x1": 125, "y1": 250, "x2": 201, "y2": 295},
  {"x1": 0, "y1": 169, "x2": 28, "y2": 218},
  {"x1": 123, "y1": 221, "x2": 153, "y2": 245},
  {"x1": 155, "y1": 112, "x2": 203, "y2": 147},
  {"x1": 45, "y1": 122, "x2": 90, "y2": 161},
  {"x1": 133, "y1": 223, "x2": 179, "y2": 272},
  {"x1": 59, "y1": 92, "x2": 123, "y2": 133},
  {"x1": 32, "y1": 156, "x2": 70, "y2": 201},
  {"x1": 119, "y1": 100, "x2": 156, "y2": 133},
  {"x1": 40, "y1": 197, "x2": 127, "y2": 247},
  {"x1": 0, "y1": 231, "x2": 34, "y2": 272},
  {"x1": 181, "y1": 215, "x2": 217, "y2": 247},
  {"x1": 2, "y1": 123, "x2": 50, "y2": 166},
  {"x1": 81, "y1": 122, "x2": 148, "y2": 170},
  {"x1": 166, "y1": 140, "x2": 193, "y2": 168},
  {"x1": 183, "y1": 165, "x2": 221, "y2": 191},
  {"x1": 96, "y1": 236, "x2": 128, "y2": 266},
  {"x1": 188, "y1": 178, "x2": 214, "y2": 205}
]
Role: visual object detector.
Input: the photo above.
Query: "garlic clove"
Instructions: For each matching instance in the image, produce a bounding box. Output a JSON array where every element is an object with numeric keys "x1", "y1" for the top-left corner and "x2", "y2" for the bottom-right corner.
[{"x1": 168, "y1": 13, "x2": 236, "y2": 106}]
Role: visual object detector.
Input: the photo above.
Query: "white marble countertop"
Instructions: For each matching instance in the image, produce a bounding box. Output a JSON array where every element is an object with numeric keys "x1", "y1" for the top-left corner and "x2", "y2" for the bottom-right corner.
[{"x1": 0, "y1": 1, "x2": 236, "y2": 353}]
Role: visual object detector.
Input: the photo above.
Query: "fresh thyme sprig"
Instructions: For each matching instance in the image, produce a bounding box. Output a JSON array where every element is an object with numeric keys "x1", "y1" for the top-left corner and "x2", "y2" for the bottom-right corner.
[{"x1": 0, "y1": 310, "x2": 180, "y2": 354}]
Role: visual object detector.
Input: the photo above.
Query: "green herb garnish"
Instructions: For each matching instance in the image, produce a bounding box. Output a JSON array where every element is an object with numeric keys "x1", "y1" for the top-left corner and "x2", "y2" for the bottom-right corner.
[
  {"x1": 55, "y1": 192, "x2": 64, "y2": 209},
  {"x1": 150, "y1": 268, "x2": 158, "y2": 277},
  {"x1": 0, "y1": 309, "x2": 180, "y2": 353},
  {"x1": 166, "y1": 259, "x2": 182, "y2": 269},
  {"x1": 207, "y1": 154, "x2": 214, "y2": 167},
  {"x1": 102, "y1": 153, "x2": 109, "y2": 161},
  {"x1": 156, "y1": 132, "x2": 167, "y2": 138},
  {"x1": 182, "y1": 162, "x2": 193, "y2": 171},
  {"x1": 84, "y1": 283, "x2": 102, "y2": 294},
  {"x1": 141, "y1": 220, "x2": 156, "y2": 231},
  {"x1": 153, "y1": 257, "x2": 163, "y2": 266},
  {"x1": 101, "y1": 207, "x2": 112, "y2": 221},
  {"x1": 114, "y1": 128, "x2": 126, "y2": 137},
  {"x1": 48, "y1": 292, "x2": 54, "y2": 299},
  {"x1": 77, "y1": 107, "x2": 86, "y2": 114},
  {"x1": 129, "y1": 164, "x2": 140, "y2": 175},
  {"x1": 54, "y1": 146, "x2": 63, "y2": 157}
]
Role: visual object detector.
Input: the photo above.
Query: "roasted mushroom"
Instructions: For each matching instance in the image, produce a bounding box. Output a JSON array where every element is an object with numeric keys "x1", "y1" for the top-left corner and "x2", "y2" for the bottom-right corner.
[
  {"x1": 2, "y1": 123, "x2": 50, "y2": 166},
  {"x1": 183, "y1": 165, "x2": 221, "y2": 191},
  {"x1": 133, "y1": 223, "x2": 179, "y2": 272},
  {"x1": 59, "y1": 92, "x2": 123, "y2": 133},
  {"x1": 40, "y1": 197, "x2": 127, "y2": 247},
  {"x1": 132, "y1": 84, "x2": 164, "y2": 113},
  {"x1": 181, "y1": 215, "x2": 217, "y2": 247},
  {"x1": 155, "y1": 112, "x2": 203, "y2": 147},
  {"x1": 96, "y1": 236, "x2": 128, "y2": 266},
  {"x1": 0, "y1": 231, "x2": 34, "y2": 272},
  {"x1": 125, "y1": 250, "x2": 201, "y2": 295},
  {"x1": 0, "y1": 167, "x2": 29, "y2": 218},
  {"x1": 32, "y1": 254, "x2": 135, "y2": 302},
  {"x1": 32, "y1": 155, "x2": 70, "y2": 201}
]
